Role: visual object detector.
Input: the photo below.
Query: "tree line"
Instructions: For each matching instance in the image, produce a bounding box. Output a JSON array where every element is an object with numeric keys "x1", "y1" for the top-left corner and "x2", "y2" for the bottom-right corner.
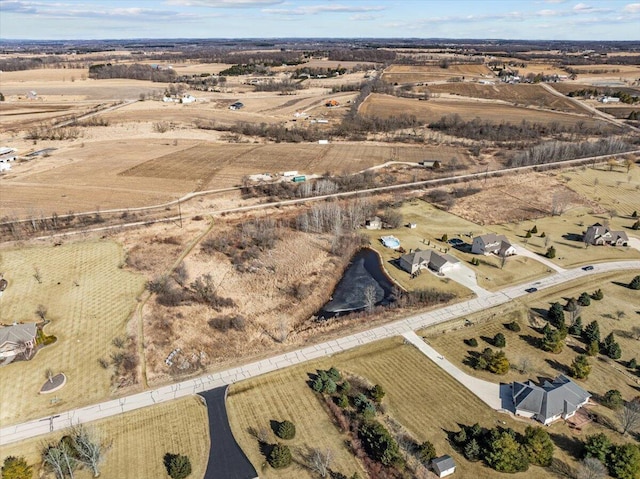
[{"x1": 88, "y1": 63, "x2": 177, "y2": 82}]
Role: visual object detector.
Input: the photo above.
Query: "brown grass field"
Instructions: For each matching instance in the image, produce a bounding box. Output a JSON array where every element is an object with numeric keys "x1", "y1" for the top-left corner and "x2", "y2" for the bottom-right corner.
[
  {"x1": 228, "y1": 337, "x2": 610, "y2": 479},
  {"x1": 425, "y1": 270, "x2": 640, "y2": 403},
  {"x1": 359, "y1": 93, "x2": 604, "y2": 127},
  {"x1": 363, "y1": 199, "x2": 551, "y2": 291},
  {"x1": 426, "y1": 83, "x2": 588, "y2": 114},
  {"x1": 596, "y1": 105, "x2": 640, "y2": 119},
  {"x1": 381, "y1": 64, "x2": 494, "y2": 83},
  {"x1": 0, "y1": 396, "x2": 209, "y2": 478},
  {"x1": 0, "y1": 241, "x2": 146, "y2": 427}
]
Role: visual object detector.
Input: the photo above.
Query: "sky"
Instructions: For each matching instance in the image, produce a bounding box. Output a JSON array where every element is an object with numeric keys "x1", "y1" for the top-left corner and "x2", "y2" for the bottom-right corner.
[{"x1": 0, "y1": 0, "x2": 639, "y2": 41}]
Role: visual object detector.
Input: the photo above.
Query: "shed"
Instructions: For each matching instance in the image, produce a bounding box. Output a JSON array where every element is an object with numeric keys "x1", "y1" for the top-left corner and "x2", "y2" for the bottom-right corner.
[{"x1": 432, "y1": 455, "x2": 456, "y2": 477}]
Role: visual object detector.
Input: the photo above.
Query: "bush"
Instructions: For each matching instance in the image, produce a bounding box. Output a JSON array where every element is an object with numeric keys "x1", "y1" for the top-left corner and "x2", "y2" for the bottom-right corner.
[
  {"x1": 546, "y1": 246, "x2": 556, "y2": 258},
  {"x1": 1, "y1": 456, "x2": 32, "y2": 479},
  {"x1": 570, "y1": 354, "x2": 591, "y2": 379},
  {"x1": 358, "y1": 420, "x2": 401, "y2": 467},
  {"x1": 370, "y1": 384, "x2": 386, "y2": 403},
  {"x1": 493, "y1": 333, "x2": 506, "y2": 348},
  {"x1": 276, "y1": 420, "x2": 296, "y2": 440},
  {"x1": 418, "y1": 440, "x2": 436, "y2": 464},
  {"x1": 164, "y1": 453, "x2": 192, "y2": 479},
  {"x1": 602, "y1": 390, "x2": 624, "y2": 410},
  {"x1": 630, "y1": 275, "x2": 640, "y2": 290},
  {"x1": 268, "y1": 443, "x2": 292, "y2": 469},
  {"x1": 591, "y1": 289, "x2": 604, "y2": 300},
  {"x1": 505, "y1": 321, "x2": 521, "y2": 332},
  {"x1": 578, "y1": 292, "x2": 591, "y2": 307},
  {"x1": 465, "y1": 337, "x2": 478, "y2": 347}
]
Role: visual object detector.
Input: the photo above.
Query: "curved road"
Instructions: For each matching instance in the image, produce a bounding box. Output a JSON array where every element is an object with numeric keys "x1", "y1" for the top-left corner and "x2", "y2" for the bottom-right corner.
[{"x1": 1, "y1": 259, "x2": 638, "y2": 446}]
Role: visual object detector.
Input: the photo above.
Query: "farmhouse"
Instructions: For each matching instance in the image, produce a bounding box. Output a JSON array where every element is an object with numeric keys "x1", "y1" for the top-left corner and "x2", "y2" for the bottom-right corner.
[
  {"x1": 0, "y1": 323, "x2": 37, "y2": 358},
  {"x1": 471, "y1": 234, "x2": 516, "y2": 256},
  {"x1": 512, "y1": 374, "x2": 591, "y2": 425},
  {"x1": 431, "y1": 455, "x2": 456, "y2": 477},
  {"x1": 399, "y1": 249, "x2": 460, "y2": 275},
  {"x1": 584, "y1": 223, "x2": 629, "y2": 246}
]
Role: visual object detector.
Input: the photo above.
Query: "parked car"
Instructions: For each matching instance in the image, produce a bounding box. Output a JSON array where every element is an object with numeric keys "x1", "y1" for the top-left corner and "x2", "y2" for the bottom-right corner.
[
  {"x1": 582, "y1": 265, "x2": 594, "y2": 271},
  {"x1": 525, "y1": 287, "x2": 538, "y2": 293},
  {"x1": 448, "y1": 238, "x2": 464, "y2": 246}
]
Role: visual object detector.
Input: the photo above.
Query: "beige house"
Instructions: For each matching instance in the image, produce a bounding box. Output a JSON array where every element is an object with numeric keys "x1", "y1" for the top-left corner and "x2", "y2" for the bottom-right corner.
[
  {"x1": 472, "y1": 233, "x2": 516, "y2": 256},
  {"x1": 0, "y1": 323, "x2": 37, "y2": 358},
  {"x1": 399, "y1": 249, "x2": 460, "y2": 275},
  {"x1": 584, "y1": 223, "x2": 629, "y2": 246}
]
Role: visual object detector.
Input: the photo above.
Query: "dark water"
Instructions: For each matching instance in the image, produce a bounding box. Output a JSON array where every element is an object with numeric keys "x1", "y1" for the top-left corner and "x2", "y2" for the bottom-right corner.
[{"x1": 318, "y1": 248, "x2": 395, "y2": 319}]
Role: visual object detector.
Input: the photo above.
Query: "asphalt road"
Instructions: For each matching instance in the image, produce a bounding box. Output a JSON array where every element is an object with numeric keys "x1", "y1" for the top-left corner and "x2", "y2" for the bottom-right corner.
[
  {"x1": 198, "y1": 387, "x2": 258, "y2": 479},
  {"x1": 0, "y1": 259, "x2": 638, "y2": 446}
]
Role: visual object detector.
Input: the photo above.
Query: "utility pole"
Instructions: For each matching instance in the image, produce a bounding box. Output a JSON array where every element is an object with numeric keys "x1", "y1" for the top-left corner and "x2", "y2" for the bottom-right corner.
[{"x1": 178, "y1": 200, "x2": 183, "y2": 228}]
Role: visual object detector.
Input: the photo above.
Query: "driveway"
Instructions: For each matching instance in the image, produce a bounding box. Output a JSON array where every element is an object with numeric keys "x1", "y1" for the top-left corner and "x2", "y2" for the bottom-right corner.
[
  {"x1": 442, "y1": 264, "x2": 492, "y2": 299},
  {"x1": 513, "y1": 244, "x2": 565, "y2": 273},
  {"x1": 402, "y1": 331, "x2": 513, "y2": 412}
]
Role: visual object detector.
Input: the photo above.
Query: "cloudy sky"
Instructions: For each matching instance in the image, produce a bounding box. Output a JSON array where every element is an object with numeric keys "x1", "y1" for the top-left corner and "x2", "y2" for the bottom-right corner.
[{"x1": 1, "y1": 0, "x2": 639, "y2": 40}]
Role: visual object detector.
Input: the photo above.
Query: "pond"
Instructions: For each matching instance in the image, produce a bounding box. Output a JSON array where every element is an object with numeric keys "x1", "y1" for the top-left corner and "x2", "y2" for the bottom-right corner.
[{"x1": 318, "y1": 248, "x2": 396, "y2": 319}]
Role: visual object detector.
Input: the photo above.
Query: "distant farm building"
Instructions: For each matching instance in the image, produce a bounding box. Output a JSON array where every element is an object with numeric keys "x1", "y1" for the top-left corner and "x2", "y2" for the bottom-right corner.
[
  {"x1": 419, "y1": 160, "x2": 440, "y2": 168},
  {"x1": 399, "y1": 249, "x2": 460, "y2": 275},
  {"x1": 0, "y1": 323, "x2": 37, "y2": 359},
  {"x1": 472, "y1": 234, "x2": 516, "y2": 256},
  {"x1": 513, "y1": 375, "x2": 591, "y2": 425},
  {"x1": 584, "y1": 223, "x2": 628, "y2": 246}
]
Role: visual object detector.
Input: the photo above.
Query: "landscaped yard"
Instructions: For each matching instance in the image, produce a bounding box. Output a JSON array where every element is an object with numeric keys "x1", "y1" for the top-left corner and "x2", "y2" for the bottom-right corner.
[
  {"x1": 0, "y1": 396, "x2": 209, "y2": 478},
  {"x1": 491, "y1": 207, "x2": 640, "y2": 268},
  {"x1": 363, "y1": 199, "x2": 551, "y2": 291},
  {"x1": 0, "y1": 240, "x2": 146, "y2": 427},
  {"x1": 425, "y1": 271, "x2": 640, "y2": 403}
]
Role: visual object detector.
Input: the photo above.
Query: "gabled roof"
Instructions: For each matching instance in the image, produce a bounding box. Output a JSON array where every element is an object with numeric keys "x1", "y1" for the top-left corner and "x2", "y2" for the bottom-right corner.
[
  {"x1": 474, "y1": 233, "x2": 511, "y2": 252},
  {"x1": 432, "y1": 455, "x2": 456, "y2": 471},
  {"x1": 513, "y1": 374, "x2": 590, "y2": 422},
  {"x1": 400, "y1": 249, "x2": 459, "y2": 270},
  {"x1": 0, "y1": 323, "x2": 37, "y2": 346}
]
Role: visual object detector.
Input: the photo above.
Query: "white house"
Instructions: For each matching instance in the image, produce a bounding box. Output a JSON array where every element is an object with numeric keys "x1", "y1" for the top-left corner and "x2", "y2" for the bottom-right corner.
[
  {"x1": 180, "y1": 94, "x2": 196, "y2": 104},
  {"x1": 432, "y1": 455, "x2": 456, "y2": 477},
  {"x1": 584, "y1": 223, "x2": 629, "y2": 246},
  {"x1": 600, "y1": 96, "x2": 620, "y2": 103},
  {"x1": 472, "y1": 234, "x2": 516, "y2": 256},
  {"x1": 0, "y1": 323, "x2": 37, "y2": 358},
  {"x1": 512, "y1": 375, "x2": 591, "y2": 425}
]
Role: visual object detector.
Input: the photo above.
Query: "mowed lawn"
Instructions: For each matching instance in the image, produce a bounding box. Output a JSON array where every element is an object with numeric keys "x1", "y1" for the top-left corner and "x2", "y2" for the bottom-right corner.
[
  {"x1": 0, "y1": 396, "x2": 209, "y2": 478},
  {"x1": 228, "y1": 338, "x2": 556, "y2": 479},
  {"x1": 491, "y1": 206, "x2": 640, "y2": 268},
  {"x1": 426, "y1": 271, "x2": 640, "y2": 402},
  {"x1": 0, "y1": 241, "x2": 146, "y2": 427},
  {"x1": 364, "y1": 199, "x2": 551, "y2": 292}
]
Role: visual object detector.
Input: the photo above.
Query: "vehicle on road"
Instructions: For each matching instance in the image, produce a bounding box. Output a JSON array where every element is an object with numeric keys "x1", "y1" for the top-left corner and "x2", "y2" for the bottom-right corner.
[
  {"x1": 582, "y1": 265, "x2": 594, "y2": 271},
  {"x1": 525, "y1": 287, "x2": 538, "y2": 293}
]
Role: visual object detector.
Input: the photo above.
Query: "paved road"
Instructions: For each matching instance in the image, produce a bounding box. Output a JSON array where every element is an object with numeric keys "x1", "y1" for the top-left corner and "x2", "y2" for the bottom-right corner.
[
  {"x1": 1, "y1": 260, "x2": 638, "y2": 446},
  {"x1": 199, "y1": 387, "x2": 258, "y2": 479}
]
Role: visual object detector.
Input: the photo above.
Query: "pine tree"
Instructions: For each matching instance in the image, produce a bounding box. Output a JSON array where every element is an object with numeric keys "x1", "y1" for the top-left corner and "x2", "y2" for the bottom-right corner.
[
  {"x1": 570, "y1": 354, "x2": 591, "y2": 379},
  {"x1": 630, "y1": 275, "x2": 640, "y2": 290},
  {"x1": 583, "y1": 321, "x2": 601, "y2": 344},
  {"x1": 569, "y1": 317, "x2": 583, "y2": 336},
  {"x1": 578, "y1": 292, "x2": 591, "y2": 307}
]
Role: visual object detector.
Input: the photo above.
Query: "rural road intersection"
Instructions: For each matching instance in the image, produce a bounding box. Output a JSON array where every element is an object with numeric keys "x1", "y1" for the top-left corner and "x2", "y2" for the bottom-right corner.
[{"x1": 1, "y1": 259, "x2": 639, "y2": 446}]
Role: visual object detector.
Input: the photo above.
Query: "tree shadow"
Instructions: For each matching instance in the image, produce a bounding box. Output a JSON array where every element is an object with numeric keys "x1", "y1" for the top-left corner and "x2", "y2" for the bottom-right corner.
[
  {"x1": 531, "y1": 307, "x2": 549, "y2": 319},
  {"x1": 549, "y1": 433, "x2": 584, "y2": 460},
  {"x1": 562, "y1": 233, "x2": 584, "y2": 242},
  {"x1": 270, "y1": 419, "x2": 282, "y2": 436},
  {"x1": 480, "y1": 335, "x2": 494, "y2": 346},
  {"x1": 612, "y1": 281, "x2": 630, "y2": 289},
  {"x1": 519, "y1": 333, "x2": 542, "y2": 349},
  {"x1": 544, "y1": 358, "x2": 568, "y2": 374}
]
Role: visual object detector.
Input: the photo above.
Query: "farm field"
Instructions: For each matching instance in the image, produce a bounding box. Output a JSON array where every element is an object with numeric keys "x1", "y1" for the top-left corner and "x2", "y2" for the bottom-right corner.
[
  {"x1": 0, "y1": 396, "x2": 209, "y2": 478},
  {"x1": 359, "y1": 93, "x2": 604, "y2": 127},
  {"x1": 425, "y1": 270, "x2": 640, "y2": 402},
  {"x1": 0, "y1": 240, "x2": 146, "y2": 427},
  {"x1": 381, "y1": 64, "x2": 494, "y2": 83},
  {"x1": 426, "y1": 83, "x2": 588, "y2": 114},
  {"x1": 562, "y1": 164, "x2": 640, "y2": 217},
  {"x1": 364, "y1": 199, "x2": 551, "y2": 291},
  {"x1": 596, "y1": 105, "x2": 640, "y2": 119}
]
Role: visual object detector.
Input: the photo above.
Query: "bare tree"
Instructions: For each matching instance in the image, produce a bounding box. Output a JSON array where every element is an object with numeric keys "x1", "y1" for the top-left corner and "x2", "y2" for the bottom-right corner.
[
  {"x1": 517, "y1": 357, "x2": 532, "y2": 374},
  {"x1": 36, "y1": 304, "x2": 48, "y2": 321},
  {"x1": 33, "y1": 266, "x2": 42, "y2": 284},
  {"x1": 60, "y1": 441, "x2": 77, "y2": 479},
  {"x1": 42, "y1": 445, "x2": 66, "y2": 479},
  {"x1": 615, "y1": 310, "x2": 626, "y2": 321},
  {"x1": 363, "y1": 285, "x2": 377, "y2": 313},
  {"x1": 71, "y1": 424, "x2": 107, "y2": 477},
  {"x1": 577, "y1": 457, "x2": 607, "y2": 479},
  {"x1": 307, "y1": 448, "x2": 333, "y2": 478},
  {"x1": 617, "y1": 399, "x2": 640, "y2": 435},
  {"x1": 46, "y1": 368, "x2": 54, "y2": 383},
  {"x1": 551, "y1": 191, "x2": 571, "y2": 216}
]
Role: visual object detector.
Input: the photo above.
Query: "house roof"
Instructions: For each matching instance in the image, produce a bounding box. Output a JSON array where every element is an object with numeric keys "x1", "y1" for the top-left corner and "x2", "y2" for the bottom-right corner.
[
  {"x1": 513, "y1": 374, "x2": 590, "y2": 422},
  {"x1": 586, "y1": 223, "x2": 628, "y2": 243},
  {"x1": 0, "y1": 323, "x2": 37, "y2": 347},
  {"x1": 432, "y1": 455, "x2": 456, "y2": 471},
  {"x1": 474, "y1": 233, "x2": 511, "y2": 252},
  {"x1": 400, "y1": 249, "x2": 459, "y2": 270}
]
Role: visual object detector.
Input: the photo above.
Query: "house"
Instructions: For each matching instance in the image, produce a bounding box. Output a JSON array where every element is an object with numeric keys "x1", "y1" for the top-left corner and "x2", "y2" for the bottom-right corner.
[
  {"x1": 399, "y1": 249, "x2": 460, "y2": 275},
  {"x1": 432, "y1": 455, "x2": 456, "y2": 477},
  {"x1": 512, "y1": 374, "x2": 591, "y2": 425},
  {"x1": 0, "y1": 163, "x2": 11, "y2": 172},
  {"x1": 471, "y1": 234, "x2": 516, "y2": 256},
  {"x1": 584, "y1": 223, "x2": 629, "y2": 246},
  {"x1": 599, "y1": 96, "x2": 620, "y2": 103},
  {"x1": 180, "y1": 94, "x2": 196, "y2": 104},
  {"x1": 0, "y1": 323, "x2": 37, "y2": 358},
  {"x1": 229, "y1": 101, "x2": 244, "y2": 110},
  {"x1": 365, "y1": 216, "x2": 382, "y2": 230}
]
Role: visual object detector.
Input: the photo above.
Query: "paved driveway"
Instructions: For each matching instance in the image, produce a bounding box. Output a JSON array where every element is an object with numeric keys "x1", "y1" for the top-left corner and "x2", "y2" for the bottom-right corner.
[{"x1": 443, "y1": 264, "x2": 491, "y2": 298}]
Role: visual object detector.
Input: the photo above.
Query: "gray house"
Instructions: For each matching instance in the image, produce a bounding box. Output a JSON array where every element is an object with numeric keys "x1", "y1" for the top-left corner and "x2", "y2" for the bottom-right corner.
[
  {"x1": 512, "y1": 374, "x2": 591, "y2": 425},
  {"x1": 432, "y1": 455, "x2": 456, "y2": 477},
  {"x1": 471, "y1": 233, "x2": 516, "y2": 256},
  {"x1": 0, "y1": 323, "x2": 37, "y2": 358},
  {"x1": 584, "y1": 223, "x2": 629, "y2": 246},
  {"x1": 399, "y1": 249, "x2": 460, "y2": 275}
]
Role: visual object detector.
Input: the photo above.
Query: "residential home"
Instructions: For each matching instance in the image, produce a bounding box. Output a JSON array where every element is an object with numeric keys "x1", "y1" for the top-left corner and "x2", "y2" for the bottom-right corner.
[
  {"x1": 512, "y1": 374, "x2": 591, "y2": 425},
  {"x1": 0, "y1": 323, "x2": 38, "y2": 358},
  {"x1": 365, "y1": 216, "x2": 382, "y2": 230},
  {"x1": 471, "y1": 233, "x2": 516, "y2": 256},
  {"x1": 584, "y1": 223, "x2": 629, "y2": 246},
  {"x1": 432, "y1": 455, "x2": 456, "y2": 477},
  {"x1": 399, "y1": 249, "x2": 460, "y2": 275}
]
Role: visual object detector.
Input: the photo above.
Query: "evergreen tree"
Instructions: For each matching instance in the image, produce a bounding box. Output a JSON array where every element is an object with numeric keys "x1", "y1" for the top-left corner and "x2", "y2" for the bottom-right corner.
[
  {"x1": 268, "y1": 443, "x2": 292, "y2": 469},
  {"x1": 587, "y1": 340, "x2": 600, "y2": 357},
  {"x1": 418, "y1": 441, "x2": 436, "y2": 464},
  {"x1": 164, "y1": 453, "x2": 192, "y2": 479},
  {"x1": 370, "y1": 384, "x2": 386, "y2": 403},
  {"x1": 523, "y1": 426, "x2": 554, "y2": 467},
  {"x1": 583, "y1": 321, "x2": 601, "y2": 344},
  {"x1": 578, "y1": 292, "x2": 591, "y2": 307},
  {"x1": 602, "y1": 332, "x2": 622, "y2": 360},
  {"x1": 484, "y1": 430, "x2": 529, "y2": 473},
  {"x1": 630, "y1": 275, "x2": 640, "y2": 290},
  {"x1": 1, "y1": 457, "x2": 32, "y2": 479},
  {"x1": 569, "y1": 317, "x2": 583, "y2": 336},
  {"x1": 541, "y1": 328, "x2": 564, "y2": 353},
  {"x1": 629, "y1": 358, "x2": 637, "y2": 369},
  {"x1": 464, "y1": 439, "x2": 481, "y2": 461},
  {"x1": 607, "y1": 444, "x2": 640, "y2": 479},
  {"x1": 591, "y1": 289, "x2": 604, "y2": 300},
  {"x1": 493, "y1": 332, "x2": 506, "y2": 348},
  {"x1": 632, "y1": 220, "x2": 640, "y2": 231},
  {"x1": 571, "y1": 354, "x2": 591, "y2": 379},
  {"x1": 531, "y1": 225, "x2": 538, "y2": 234},
  {"x1": 583, "y1": 433, "x2": 612, "y2": 463},
  {"x1": 546, "y1": 246, "x2": 556, "y2": 258},
  {"x1": 276, "y1": 420, "x2": 296, "y2": 440},
  {"x1": 602, "y1": 390, "x2": 623, "y2": 410},
  {"x1": 548, "y1": 302, "x2": 565, "y2": 327}
]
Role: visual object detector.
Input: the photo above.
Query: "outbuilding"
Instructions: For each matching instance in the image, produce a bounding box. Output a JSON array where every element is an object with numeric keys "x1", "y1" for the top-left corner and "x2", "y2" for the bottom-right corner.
[{"x1": 432, "y1": 455, "x2": 456, "y2": 477}]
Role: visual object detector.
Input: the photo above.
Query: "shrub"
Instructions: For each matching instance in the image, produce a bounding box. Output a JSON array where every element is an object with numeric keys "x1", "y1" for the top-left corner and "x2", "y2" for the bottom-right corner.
[
  {"x1": 578, "y1": 292, "x2": 591, "y2": 307},
  {"x1": 545, "y1": 246, "x2": 556, "y2": 258},
  {"x1": 276, "y1": 420, "x2": 296, "y2": 440},
  {"x1": 465, "y1": 337, "x2": 478, "y2": 347},
  {"x1": 505, "y1": 321, "x2": 521, "y2": 332},
  {"x1": 358, "y1": 420, "x2": 401, "y2": 466},
  {"x1": 602, "y1": 390, "x2": 624, "y2": 410},
  {"x1": 164, "y1": 453, "x2": 192, "y2": 479},
  {"x1": 370, "y1": 384, "x2": 386, "y2": 403},
  {"x1": 327, "y1": 367, "x2": 341, "y2": 382},
  {"x1": 1, "y1": 456, "x2": 32, "y2": 479},
  {"x1": 418, "y1": 440, "x2": 436, "y2": 464},
  {"x1": 591, "y1": 289, "x2": 604, "y2": 300},
  {"x1": 630, "y1": 275, "x2": 640, "y2": 290},
  {"x1": 268, "y1": 443, "x2": 292, "y2": 469},
  {"x1": 570, "y1": 354, "x2": 591, "y2": 379},
  {"x1": 493, "y1": 333, "x2": 506, "y2": 348}
]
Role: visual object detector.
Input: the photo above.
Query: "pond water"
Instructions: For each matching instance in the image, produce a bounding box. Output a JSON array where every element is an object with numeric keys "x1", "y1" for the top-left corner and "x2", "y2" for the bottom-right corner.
[{"x1": 318, "y1": 248, "x2": 395, "y2": 319}]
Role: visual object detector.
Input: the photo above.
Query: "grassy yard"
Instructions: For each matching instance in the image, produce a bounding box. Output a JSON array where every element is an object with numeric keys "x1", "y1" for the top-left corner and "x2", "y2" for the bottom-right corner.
[
  {"x1": 491, "y1": 206, "x2": 640, "y2": 268},
  {"x1": 0, "y1": 396, "x2": 209, "y2": 478},
  {"x1": 425, "y1": 271, "x2": 640, "y2": 403},
  {"x1": 364, "y1": 199, "x2": 551, "y2": 291},
  {"x1": 0, "y1": 241, "x2": 146, "y2": 427}
]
